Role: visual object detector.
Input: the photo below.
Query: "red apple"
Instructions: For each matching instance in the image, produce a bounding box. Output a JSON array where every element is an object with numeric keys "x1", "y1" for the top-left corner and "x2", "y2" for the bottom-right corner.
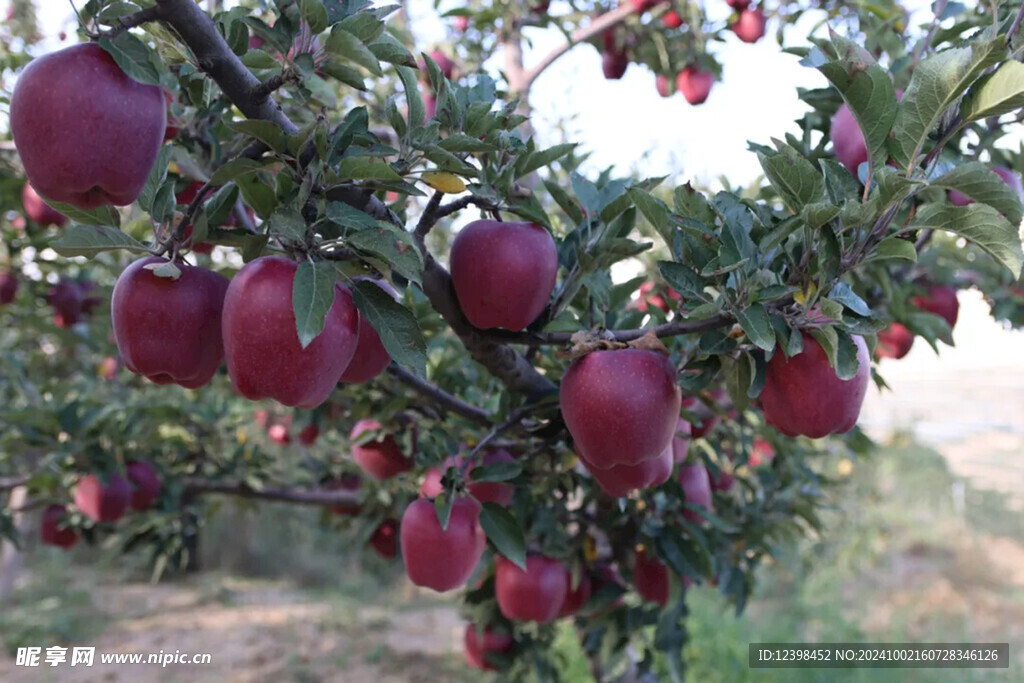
[
  {"x1": 495, "y1": 554, "x2": 568, "y2": 623},
  {"x1": 466, "y1": 448, "x2": 516, "y2": 506},
  {"x1": 112, "y1": 257, "x2": 230, "y2": 389},
  {"x1": 748, "y1": 439, "x2": 775, "y2": 467},
  {"x1": 656, "y1": 73, "x2": 675, "y2": 97},
  {"x1": 351, "y1": 419, "x2": 413, "y2": 480},
  {"x1": 727, "y1": 0, "x2": 752, "y2": 9},
  {"x1": 662, "y1": 10, "x2": 684, "y2": 28},
  {"x1": 450, "y1": 220, "x2": 558, "y2": 330},
  {"x1": 558, "y1": 571, "x2": 593, "y2": 617},
  {"x1": 464, "y1": 625, "x2": 513, "y2": 671},
  {"x1": 40, "y1": 505, "x2": 78, "y2": 549},
  {"x1": 454, "y1": 16, "x2": 470, "y2": 32},
  {"x1": 10, "y1": 43, "x2": 166, "y2": 209},
  {"x1": 222, "y1": 256, "x2": 359, "y2": 408},
  {"x1": 760, "y1": 332, "x2": 870, "y2": 438},
  {"x1": 126, "y1": 461, "x2": 162, "y2": 511},
  {"x1": 949, "y1": 166, "x2": 1024, "y2": 206},
  {"x1": 268, "y1": 423, "x2": 291, "y2": 445},
  {"x1": 339, "y1": 278, "x2": 396, "y2": 383},
  {"x1": 602, "y1": 50, "x2": 629, "y2": 80},
  {"x1": 912, "y1": 284, "x2": 959, "y2": 329},
  {"x1": 370, "y1": 519, "x2": 399, "y2": 559},
  {"x1": 400, "y1": 497, "x2": 486, "y2": 592},
  {"x1": 876, "y1": 322, "x2": 914, "y2": 359},
  {"x1": 731, "y1": 7, "x2": 766, "y2": 43},
  {"x1": 22, "y1": 183, "x2": 67, "y2": 227},
  {"x1": 297, "y1": 423, "x2": 320, "y2": 446},
  {"x1": 326, "y1": 474, "x2": 362, "y2": 516},
  {"x1": 429, "y1": 50, "x2": 455, "y2": 80},
  {"x1": 633, "y1": 548, "x2": 669, "y2": 606},
  {"x1": 74, "y1": 473, "x2": 132, "y2": 523},
  {"x1": 48, "y1": 280, "x2": 85, "y2": 328},
  {"x1": 671, "y1": 417, "x2": 692, "y2": 464},
  {"x1": 585, "y1": 444, "x2": 673, "y2": 497},
  {"x1": 678, "y1": 462, "x2": 713, "y2": 523},
  {"x1": 531, "y1": 0, "x2": 551, "y2": 12},
  {"x1": 0, "y1": 272, "x2": 18, "y2": 305},
  {"x1": 561, "y1": 349, "x2": 682, "y2": 469},
  {"x1": 677, "y1": 66, "x2": 714, "y2": 105},
  {"x1": 710, "y1": 469, "x2": 735, "y2": 492},
  {"x1": 630, "y1": 0, "x2": 666, "y2": 11}
]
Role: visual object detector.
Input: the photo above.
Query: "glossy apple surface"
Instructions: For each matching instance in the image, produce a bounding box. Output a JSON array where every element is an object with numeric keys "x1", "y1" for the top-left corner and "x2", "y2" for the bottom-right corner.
[
  {"x1": 450, "y1": 220, "x2": 558, "y2": 331},
  {"x1": 560, "y1": 349, "x2": 682, "y2": 469},
  {"x1": 760, "y1": 333, "x2": 870, "y2": 438},
  {"x1": 351, "y1": 419, "x2": 413, "y2": 480},
  {"x1": 112, "y1": 257, "x2": 229, "y2": 389},
  {"x1": 339, "y1": 278, "x2": 396, "y2": 383},
  {"x1": 495, "y1": 554, "x2": 568, "y2": 623},
  {"x1": 74, "y1": 473, "x2": 132, "y2": 523},
  {"x1": 22, "y1": 183, "x2": 66, "y2": 227},
  {"x1": 464, "y1": 625, "x2": 513, "y2": 671},
  {"x1": 222, "y1": 256, "x2": 359, "y2": 408},
  {"x1": 677, "y1": 66, "x2": 713, "y2": 105},
  {"x1": 10, "y1": 43, "x2": 166, "y2": 209},
  {"x1": 584, "y1": 444, "x2": 672, "y2": 497},
  {"x1": 876, "y1": 322, "x2": 914, "y2": 359},
  {"x1": 126, "y1": 461, "x2": 162, "y2": 511},
  {"x1": 40, "y1": 504, "x2": 78, "y2": 549},
  {"x1": 400, "y1": 497, "x2": 485, "y2": 592}
]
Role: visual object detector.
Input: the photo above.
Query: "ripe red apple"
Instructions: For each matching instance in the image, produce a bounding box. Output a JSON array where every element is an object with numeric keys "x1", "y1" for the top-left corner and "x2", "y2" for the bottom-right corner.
[
  {"x1": 677, "y1": 66, "x2": 714, "y2": 105},
  {"x1": 710, "y1": 469, "x2": 735, "y2": 492},
  {"x1": 531, "y1": 0, "x2": 551, "y2": 14},
  {"x1": 748, "y1": 439, "x2": 775, "y2": 467},
  {"x1": 662, "y1": 9, "x2": 684, "y2": 28},
  {"x1": 585, "y1": 444, "x2": 673, "y2": 497},
  {"x1": 731, "y1": 7, "x2": 766, "y2": 43},
  {"x1": 351, "y1": 419, "x2": 413, "y2": 480},
  {"x1": 22, "y1": 183, "x2": 67, "y2": 227},
  {"x1": 48, "y1": 280, "x2": 85, "y2": 328},
  {"x1": 112, "y1": 257, "x2": 230, "y2": 389},
  {"x1": 558, "y1": 571, "x2": 593, "y2": 617},
  {"x1": 339, "y1": 278, "x2": 396, "y2": 383},
  {"x1": 420, "y1": 448, "x2": 515, "y2": 505},
  {"x1": 98, "y1": 355, "x2": 120, "y2": 380},
  {"x1": 222, "y1": 256, "x2": 359, "y2": 408},
  {"x1": 727, "y1": 0, "x2": 752, "y2": 9},
  {"x1": 912, "y1": 284, "x2": 959, "y2": 329},
  {"x1": 656, "y1": 73, "x2": 675, "y2": 97},
  {"x1": 464, "y1": 625, "x2": 513, "y2": 671},
  {"x1": 74, "y1": 473, "x2": 132, "y2": 523},
  {"x1": 678, "y1": 462, "x2": 713, "y2": 523},
  {"x1": 450, "y1": 220, "x2": 558, "y2": 331},
  {"x1": 10, "y1": 43, "x2": 166, "y2": 209},
  {"x1": 454, "y1": 16, "x2": 470, "y2": 31},
  {"x1": 561, "y1": 349, "x2": 682, "y2": 469},
  {"x1": 400, "y1": 497, "x2": 486, "y2": 592},
  {"x1": 876, "y1": 322, "x2": 914, "y2": 359},
  {"x1": 126, "y1": 461, "x2": 162, "y2": 511},
  {"x1": 0, "y1": 272, "x2": 18, "y2": 305},
  {"x1": 495, "y1": 554, "x2": 568, "y2": 623},
  {"x1": 326, "y1": 474, "x2": 362, "y2": 516},
  {"x1": 428, "y1": 50, "x2": 455, "y2": 80},
  {"x1": 268, "y1": 423, "x2": 291, "y2": 445},
  {"x1": 671, "y1": 417, "x2": 692, "y2": 463},
  {"x1": 630, "y1": 0, "x2": 666, "y2": 11},
  {"x1": 633, "y1": 548, "x2": 669, "y2": 606},
  {"x1": 949, "y1": 166, "x2": 1024, "y2": 206},
  {"x1": 831, "y1": 90, "x2": 904, "y2": 176},
  {"x1": 40, "y1": 505, "x2": 78, "y2": 549},
  {"x1": 760, "y1": 332, "x2": 870, "y2": 438},
  {"x1": 633, "y1": 281, "x2": 682, "y2": 313},
  {"x1": 297, "y1": 423, "x2": 320, "y2": 446},
  {"x1": 370, "y1": 519, "x2": 399, "y2": 559},
  {"x1": 602, "y1": 50, "x2": 629, "y2": 80}
]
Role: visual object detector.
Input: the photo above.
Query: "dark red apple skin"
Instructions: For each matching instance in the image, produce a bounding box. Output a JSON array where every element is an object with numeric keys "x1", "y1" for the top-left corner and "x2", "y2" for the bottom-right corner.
[
  {"x1": 40, "y1": 504, "x2": 78, "y2": 549},
  {"x1": 557, "y1": 571, "x2": 593, "y2": 618},
  {"x1": 830, "y1": 103, "x2": 867, "y2": 175},
  {"x1": 450, "y1": 220, "x2": 558, "y2": 331},
  {"x1": 731, "y1": 7, "x2": 766, "y2": 43},
  {"x1": 949, "y1": 166, "x2": 1024, "y2": 206},
  {"x1": 326, "y1": 474, "x2": 362, "y2": 516},
  {"x1": 268, "y1": 423, "x2": 291, "y2": 445},
  {"x1": 662, "y1": 9, "x2": 684, "y2": 28},
  {"x1": 677, "y1": 66, "x2": 714, "y2": 105},
  {"x1": 351, "y1": 419, "x2": 413, "y2": 480},
  {"x1": 876, "y1": 322, "x2": 914, "y2": 359},
  {"x1": 297, "y1": 423, "x2": 320, "y2": 446},
  {"x1": 602, "y1": 50, "x2": 629, "y2": 80},
  {"x1": 222, "y1": 256, "x2": 359, "y2": 408},
  {"x1": 454, "y1": 16, "x2": 470, "y2": 31},
  {"x1": 678, "y1": 462, "x2": 713, "y2": 523},
  {"x1": 74, "y1": 473, "x2": 132, "y2": 523},
  {"x1": 633, "y1": 549, "x2": 669, "y2": 607},
  {"x1": 48, "y1": 280, "x2": 85, "y2": 328},
  {"x1": 22, "y1": 183, "x2": 67, "y2": 227},
  {"x1": 495, "y1": 554, "x2": 568, "y2": 623},
  {"x1": 560, "y1": 349, "x2": 682, "y2": 469},
  {"x1": 630, "y1": 0, "x2": 666, "y2": 10},
  {"x1": 760, "y1": 333, "x2": 870, "y2": 438},
  {"x1": 112, "y1": 257, "x2": 230, "y2": 389},
  {"x1": 126, "y1": 461, "x2": 162, "y2": 511},
  {"x1": 671, "y1": 417, "x2": 692, "y2": 464},
  {"x1": 339, "y1": 278, "x2": 396, "y2": 383},
  {"x1": 710, "y1": 470, "x2": 735, "y2": 492},
  {"x1": 727, "y1": 0, "x2": 752, "y2": 9},
  {"x1": 10, "y1": 43, "x2": 166, "y2": 209},
  {"x1": 400, "y1": 497, "x2": 486, "y2": 592},
  {"x1": 464, "y1": 625, "x2": 513, "y2": 671},
  {"x1": 0, "y1": 272, "x2": 18, "y2": 305},
  {"x1": 584, "y1": 444, "x2": 673, "y2": 497},
  {"x1": 912, "y1": 285, "x2": 959, "y2": 329},
  {"x1": 370, "y1": 519, "x2": 399, "y2": 559},
  {"x1": 686, "y1": 389, "x2": 727, "y2": 439}
]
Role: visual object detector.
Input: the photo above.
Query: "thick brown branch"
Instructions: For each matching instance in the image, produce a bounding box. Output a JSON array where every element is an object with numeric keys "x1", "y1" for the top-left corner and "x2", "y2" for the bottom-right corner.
[
  {"x1": 182, "y1": 479, "x2": 361, "y2": 507},
  {"x1": 388, "y1": 365, "x2": 493, "y2": 426},
  {"x1": 482, "y1": 313, "x2": 735, "y2": 346}
]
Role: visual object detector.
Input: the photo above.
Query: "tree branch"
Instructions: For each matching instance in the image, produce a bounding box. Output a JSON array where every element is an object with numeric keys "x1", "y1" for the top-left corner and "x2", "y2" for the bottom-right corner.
[
  {"x1": 481, "y1": 313, "x2": 734, "y2": 346},
  {"x1": 182, "y1": 479, "x2": 361, "y2": 507},
  {"x1": 0, "y1": 476, "x2": 31, "y2": 493},
  {"x1": 387, "y1": 365, "x2": 493, "y2": 426}
]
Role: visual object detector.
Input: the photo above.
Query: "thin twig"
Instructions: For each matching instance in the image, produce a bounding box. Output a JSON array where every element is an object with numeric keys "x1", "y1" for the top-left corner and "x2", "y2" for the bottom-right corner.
[
  {"x1": 414, "y1": 191, "x2": 445, "y2": 242},
  {"x1": 388, "y1": 365, "x2": 493, "y2": 426},
  {"x1": 182, "y1": 479, "x2": 361, "y2": 507},
  {"x1": 481, "y1": 313, "x2": 734, "y2": 346}
]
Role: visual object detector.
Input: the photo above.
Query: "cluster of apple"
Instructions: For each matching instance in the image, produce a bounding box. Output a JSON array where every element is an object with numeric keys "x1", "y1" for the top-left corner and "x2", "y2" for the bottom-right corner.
[
  {"x1": 876, "y1": 283, "x2": 960, "y2": 360},
  {"x1": 0, "y1": 264, "x2": 102, "y2": 328},
  {"x1": 40, "y1": 462, "x2": 162, "y2": 550}
]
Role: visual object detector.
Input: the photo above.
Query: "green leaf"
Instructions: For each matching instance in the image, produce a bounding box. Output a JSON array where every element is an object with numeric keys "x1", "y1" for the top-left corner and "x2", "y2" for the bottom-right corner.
[
  {"x1": 734, "y1": 303, "x2": 776, "y2": 351},
  {"x1": 828, "y1": 282, "x2": 871, "y2": 316},
  {"x1": 226, "y1": 120, "x2": 288, "y2": 154},
  {"x1": 515, "y1": 143, "x2": 577, "y2": 179},
  {"x1": 42, "y1": 200, "x2": 120, "y2": 228},
  {"x1": 866, "y1": 237, "x2": 917, "y2": 263},
  {"x1": 479, "y1": 503, "x2": 527, "y2": 571},
  {"x1": 346, "y1": 223, "x2": 423, "y2": 285},
  {"x1": 292, "y1": 261, "x2": 339, "y2": 349},
  {"x1": 138, "y1": 145, "x2": 173, "y2": 214},
  {"x1": 657, "y1": 261, "x2": 704, "y2": 301},
  {"x1": 469, "y1": 461, "x2": 523, "y2": 483},
  {"x1": 98, "y1": 32, "x2": 162, "y2": 86},
  {"x1": 808, "y1": 326, "x2": 839, "y2": 371},
  {"x1": 758, "y1": 144, "x2": 823, "y2": 212},
  {"x1": 800, "y1": 201, "x2": 840, "y2": 229},
  {"x1": 930, "y1": 162, "x2": 1023, "y2": 226},
  {"x1": 210, "y1": 158, "x2": 264, "y2": 186},
  {"x1": 297, "y1": 0, "x2": 329, "y2": 34},
  {"x1": 438, "y1": 134, "x2": 496, "y2": 154},
  {"x1": 911, "y1": 203, "x2": 1023, "y2": 277},
  {"x1": 52, "y1": 224, "x2": 150, "y2": 258},
  {"x1": 434, "y1": 493, "x2": 453, "y2": 531},
  {"x1": 960, "y1": 60, "x2": 1024, "y2": 123},
  {"x1": 336, "y1": 157, "x2": 402, "y2": 182},
  {"x1": 325, "y1": 26, "x2": 382, "y2": 76},
  {"x1": 628, "y1": 187, "x2": 672, "y2": 248},
  {"x1": 352, "y1": 279, "x2": 426, "y2": 375},
  {"x1": 326, "y1": 201, "x2": 378, "y2": 230},
  {"x1": 834, "y1": 329, "x2": 863, "y2": 381},
  {"x1": 337, "y1": 12, "x2": 385, "y2": 43},
  {"x1": 367, "y1": 34, "x2": 417, "y2": 68},
  {"x1": 267, "y1": 204, "x2": 307, "y2": 242}
]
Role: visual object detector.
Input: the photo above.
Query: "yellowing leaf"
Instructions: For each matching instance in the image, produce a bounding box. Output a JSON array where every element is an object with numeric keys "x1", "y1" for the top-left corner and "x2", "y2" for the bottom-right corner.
[
  {"x1": 422, "y1": 171, "x2": 466, "y2": 194},
  {"x1": 793, "y1": 281, "x2": 818, "y2": 305}
]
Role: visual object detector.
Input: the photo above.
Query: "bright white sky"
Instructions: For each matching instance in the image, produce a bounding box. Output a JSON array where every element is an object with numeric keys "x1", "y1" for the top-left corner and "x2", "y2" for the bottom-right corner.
[{"x1": 8, "y1": 0, "x2": 1024, "y2": 370}]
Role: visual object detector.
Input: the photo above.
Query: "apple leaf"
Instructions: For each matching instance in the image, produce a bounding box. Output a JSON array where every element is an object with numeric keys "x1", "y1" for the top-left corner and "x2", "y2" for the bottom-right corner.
[
  {"x1": 52, "y1": 225, "x2": 151, "y2": 258},
  {"x1": 734, "y1": 303, "x2": 776, "y2": 351},
  {"x1": 658, "y1": 261, "x2": 704, "y2": 302},
  {"x1": 960, "y1": 60, "x2": 1024, "y2": 123},
  {"x1": 654, "y1": 528, "x2": 711, "y2": 579},
  {"x1": 42, "y1": 200, "x2": 120, "y2": 229},
  {"x1": 337, "y1": 12, "x2": 385, "y2": 43},
  {"x1": 325, "y1": 26, "x2": 382, "y2": 76},
  {"x1": 267, "y1": 204, "x2": 308, "y2": 243},
  {"x1": 226, "y1": 120, "x2": 288, "y2": 154},
  {"x1": 326, "y1": 201, "x2": 378, "y2": 230},
  {"x1": 433, "y1": 492, "x2": 453, "y2": 532},
  {"x1": 335, "y1": 157, "x2": 403, "y2": 182},
  {"x1": 910, "y1": 203, "x2": 1023, "y2": 277},
  {"x1": 627, "y1": 187, "x2": 673, "y2": 249},
  {"x1": 904, "y1": 309, "x2": 955, "y2": 349},
  {"x1": 929, "y1": 162, "x2": 1023, "y2": 226},
  {"x1": 98, "y1": 32, "x2": 162, "y2": 86},
  {"x1": 292, "y1": 261, "x2": 340, "y2": 350},
  {"x1": 757, "y1": 143, "x2": 823, "y2": 213},
  {"x1": 352, "y1": 279, "x2": 427, "y2": 376},
  {"x1": 210, "y1": 159, "x2": 264, "y2": 186},
  {"x1": 469, "y1": 461, "x2": 523, "y2": 483},
  {"x1": 834, "y1": 329, "x2": 863, "y2": 381},
  {"x1": 297, "y1": 0, "x2": 329, "y2": 34},
  {"x1": 515, "y1": 143, "x2": 577, "y2": 179},
  {"x1": 138, "y1": 144, "x2": 173, "y2": 215},
  {"x1": 827, "y1": 282, "x2": 871, "y2": 316},
  {"x1": 478, "y1": 502, "x2": 526, "y2": 571},
  {"x1": 864, "y1": 237, "x2": 917, "y2": 264}
]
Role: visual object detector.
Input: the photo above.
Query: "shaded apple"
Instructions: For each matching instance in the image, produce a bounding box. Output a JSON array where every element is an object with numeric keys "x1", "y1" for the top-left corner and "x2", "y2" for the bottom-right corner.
[
  {"x1": 222, "y1": 256, "x2": 359, "y2": 408},
  {"x1": 558, "y1": 571, "x2": 593, "y2": 618},
  {"x1": 339, "y1": 278, "x2": 396, "y2": 383},
  {"x1": 48, "y1": 280, "x2": 85, "y2": 328},
  {"x1": 731, "y1": 7, "x2": 766, "y2": 43},
  {"x1": 633, "y1": 548, "x2": 669, "y2": 606},
  {"x1": 268, "y1": 422, "x2": 291, "y2": 445},
  {"x1": 912, "y1": 284, "x2": 959, "y2": 329},
  {"x1": 662, "y1": 9, "x2": 684, "y2": 28},
  {"x1": 22, "y1": 183, "x2": 66, "y2": 227},
  {"x1": 710, "y1": 469, "x2": 735, "y2": 492},
  {"x1": 760, "y1": 332, "x2": 870, "y2": 438},
  {"x1": 126, "y1": 461, "x2": 162, "y2": 511},
  {"x1": 679, "y1": 462, "x2": 713, "y2": 523},
  {"x1": 602, "y1": 50, "x2": 629, "y2": 79},
  {"x1": 495, "y1": 554, "x2": 568, "y2": 623},
  {"x1": 297, "y1": 423, "x2": 320, "y2": 446},
  {"x1": 561, "y1": 349, "x2": 682, "y2": 469},
  {"x1": 369, "y1": 518, "x2": 399, "y2": 559},
  {"x1": 876, "y1": 322, "x2": 914, "y2": 360},
  {"x1": 949, "y1": 166, "x2": 1024, "y2": 206},
  {"x1": 351, "y1": 419, "x2": 413, "y2": 480},
  {"x1": 10, "y1": 43, "x2": 166, "y2": 209},
  {"x1": 656, "y1": 73, "x2": 675, "y2": 98},
  {"x1": 400, "y1": 497, "x2": 486, "y2": 592},
  {"x1": 671, "y1": 417, "x2": 692, "y2": 464},
  {"x1": 748, "y1": 439, "x2": 775, "y2": 467},
  {"x1": 464, "y1": 625, "x2": 513, "y2": 671},
  {"x1": 677, "y1": 66, "x2": 714, "y2": 105},
  {"x1": 632, "y1": 281, "x2": 682, "y2": 313},
  {"x1": 0, "y1": 272, "x2": 18, "y2": 305},
  {"x1": 584, "y1": 444, "x2": 673, "y2": 497},
  {"x1": 112, "y1": 256, "x2": 229, "y2": 389},
  {"x1": 74, "y1": 473, "x2": 132, "y2": 523},
  {"x1": 40, "y1": 504, "x2": 78, "y2": 549}
]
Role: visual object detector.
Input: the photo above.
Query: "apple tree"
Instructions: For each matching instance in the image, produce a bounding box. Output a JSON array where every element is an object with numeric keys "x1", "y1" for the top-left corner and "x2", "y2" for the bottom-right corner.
[{"x1": 2, "y1": 0, "x2": 1024, "y2": 679}]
